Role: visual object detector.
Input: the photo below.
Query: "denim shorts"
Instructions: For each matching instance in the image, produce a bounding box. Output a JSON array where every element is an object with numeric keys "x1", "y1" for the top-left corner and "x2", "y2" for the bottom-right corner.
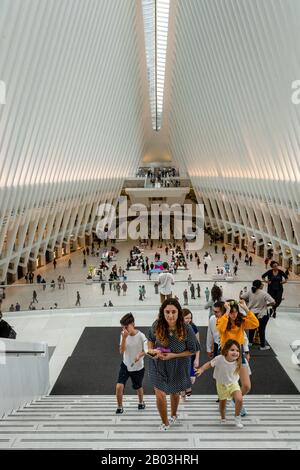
[{"x1": 241, "y1": 345, "x2": 247, "y2": 366}]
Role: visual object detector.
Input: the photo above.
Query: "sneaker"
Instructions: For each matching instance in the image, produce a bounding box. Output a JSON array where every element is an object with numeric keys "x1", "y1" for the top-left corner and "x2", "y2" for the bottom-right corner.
[
  {"x1": 220, "y1": 418, "x2": 227, "y2": 425},
  {"x1": 115, "y1": 407, "x2": 124, "y2": 414},
  {"x1": 240, "y1": 406, "x2": 247, "y2": 417},
  {"x1": 138, "y1": 402, "x2": 146, "y2": 410},
  {"x1": 234, "y1": 416, "x2": 244, "y2": 428},
  {"x1": 158, "y1": 423, "x2": 170, "y2": 431},
  {"x1": 169, "y1": 415, "x2": 179, "y2": 426},
  {"x1": 260, "y1": 345, "x2": 271, "y2": 351}
]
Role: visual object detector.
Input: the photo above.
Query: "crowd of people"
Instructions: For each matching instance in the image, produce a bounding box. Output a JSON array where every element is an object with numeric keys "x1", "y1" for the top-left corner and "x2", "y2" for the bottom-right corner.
[
  {"x1": 136, "y1": 167, "x2": 179, "y2": 179},
  {"x1": 0, "y1": 234, "x2": 294, "y2": 433},
  {"x1": 0, "y1": 234, "x2": 292, "y2": 314},
  {"x1": 115, "y1": 292, "x2": 270, "y2": 430}
]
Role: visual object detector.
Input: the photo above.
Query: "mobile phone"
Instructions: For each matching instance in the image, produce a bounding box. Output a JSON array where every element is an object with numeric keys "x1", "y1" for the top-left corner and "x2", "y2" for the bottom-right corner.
[{"x1": 157, "y1": 347, "x2": 171, "y2": 353}]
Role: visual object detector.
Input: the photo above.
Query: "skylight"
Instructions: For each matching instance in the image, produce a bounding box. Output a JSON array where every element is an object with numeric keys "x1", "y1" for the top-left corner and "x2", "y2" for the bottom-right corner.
[{"x1": 142, "y1": 0, "x2": 170, "y2": 131}]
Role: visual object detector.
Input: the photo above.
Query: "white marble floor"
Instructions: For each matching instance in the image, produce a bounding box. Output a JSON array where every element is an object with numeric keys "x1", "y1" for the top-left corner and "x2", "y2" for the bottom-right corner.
[{"x1": 1, "y1": 237, "x2": 300, "y2": 312}]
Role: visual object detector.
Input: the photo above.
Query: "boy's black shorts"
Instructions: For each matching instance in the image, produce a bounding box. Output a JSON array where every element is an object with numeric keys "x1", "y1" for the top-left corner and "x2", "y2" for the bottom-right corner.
[{"x1": 117, "y1": 362, "x2": 145, "y2": 390}]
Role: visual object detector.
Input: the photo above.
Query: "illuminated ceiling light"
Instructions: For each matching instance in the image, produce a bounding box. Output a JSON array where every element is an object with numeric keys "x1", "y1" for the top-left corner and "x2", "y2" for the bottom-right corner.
[{"x1": 142, "y1": 0, "x2": 170, "y2": 131}]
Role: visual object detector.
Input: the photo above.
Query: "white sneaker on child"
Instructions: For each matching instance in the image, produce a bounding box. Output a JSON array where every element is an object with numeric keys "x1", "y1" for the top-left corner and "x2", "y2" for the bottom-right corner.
[
  {"x1": 220, "y1": 418, "x2": 227, "y2": 425},
  {"x1": 234, "y1": 416, "x2": 244, "y2": 428},
  {"x1": 169, "y1": 415, "x2": 179, "y2": 426}
]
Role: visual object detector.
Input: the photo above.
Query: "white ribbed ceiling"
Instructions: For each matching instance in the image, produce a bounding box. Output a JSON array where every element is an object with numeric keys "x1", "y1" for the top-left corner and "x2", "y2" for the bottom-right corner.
[
  {"x1": 0, "y1": 0, "x2": 151, "y2": 188},
  {"x1": 0, "y1": 0, "x2": 151, "y2": 280},
  {"x1": 168, "y1": 0, "x2": 300, "y2": 262},
  {"x1": 169, "y1": 0, "x2": 300, "y2": 187}
]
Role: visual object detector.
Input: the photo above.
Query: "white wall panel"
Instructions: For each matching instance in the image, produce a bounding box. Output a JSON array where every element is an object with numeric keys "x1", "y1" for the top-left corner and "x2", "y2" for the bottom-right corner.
[
  {"x1": 169, "y1": 0, "x2": 300, "y2": 264},
  {"x1": 0, "y1": 0, "x2": 150, "y2": 280}
]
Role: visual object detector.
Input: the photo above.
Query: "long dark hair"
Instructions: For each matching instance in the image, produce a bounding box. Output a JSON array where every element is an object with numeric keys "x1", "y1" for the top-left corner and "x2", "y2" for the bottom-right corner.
[
  {"x1": 155, "y1": 298, "x2": 186, "y2": 346},
  {"x1": 225, "y1": 300, "x2": 244, "y2": 330}
]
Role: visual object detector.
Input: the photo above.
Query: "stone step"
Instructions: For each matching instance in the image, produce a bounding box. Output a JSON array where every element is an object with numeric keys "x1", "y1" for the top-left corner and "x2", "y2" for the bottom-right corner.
[{"x1": 1, "y1": 395, "x2": 300, "y2": 449}]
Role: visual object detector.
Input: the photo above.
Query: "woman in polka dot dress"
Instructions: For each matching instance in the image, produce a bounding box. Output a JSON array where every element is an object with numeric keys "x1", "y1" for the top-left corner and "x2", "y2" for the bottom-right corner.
[{"x1": 147, "y1": 298, "x2": 200, "y2": 430}]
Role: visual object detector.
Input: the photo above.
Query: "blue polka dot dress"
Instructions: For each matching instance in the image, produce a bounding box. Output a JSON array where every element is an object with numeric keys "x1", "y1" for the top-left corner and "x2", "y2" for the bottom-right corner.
[{"x1": 147, "y1": 322, "x2": 200, "y2": 393}]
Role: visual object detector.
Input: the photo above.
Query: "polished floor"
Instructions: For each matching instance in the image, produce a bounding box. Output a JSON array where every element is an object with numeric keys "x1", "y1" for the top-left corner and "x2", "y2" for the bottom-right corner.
[{"x1": 2, "y1": 237, "x2": 300, "y2": 312}]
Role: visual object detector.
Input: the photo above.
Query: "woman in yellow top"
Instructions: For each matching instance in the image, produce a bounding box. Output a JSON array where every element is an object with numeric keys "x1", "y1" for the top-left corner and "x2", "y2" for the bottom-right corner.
[{"x1": 216, "y1": 299, "x2": 259, "y2": 416}]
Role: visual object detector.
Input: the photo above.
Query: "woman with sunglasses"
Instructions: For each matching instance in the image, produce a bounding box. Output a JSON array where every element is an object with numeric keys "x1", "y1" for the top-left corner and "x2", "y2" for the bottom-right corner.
[{"x1": 216, "y1": 299, "x2": 259, "y2": 416}]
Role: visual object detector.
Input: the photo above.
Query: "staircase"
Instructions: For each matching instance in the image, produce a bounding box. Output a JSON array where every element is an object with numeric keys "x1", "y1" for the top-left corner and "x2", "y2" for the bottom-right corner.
[{"x1": 1, "y1": 395, "x2": 300, "y2": 449}]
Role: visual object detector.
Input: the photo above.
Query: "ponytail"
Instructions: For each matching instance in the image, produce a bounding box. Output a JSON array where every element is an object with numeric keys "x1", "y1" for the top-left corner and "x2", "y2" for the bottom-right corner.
[{"x1": 252, "y1": 279, "x2": 262, "y2": 294}]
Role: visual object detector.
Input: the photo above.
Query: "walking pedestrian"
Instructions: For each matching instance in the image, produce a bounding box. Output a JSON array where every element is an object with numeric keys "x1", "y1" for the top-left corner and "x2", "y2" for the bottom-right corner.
[
  {"x1": 183, "y1": 289, "x2": 188, "y2": 305},
  {"x1": 122, "y1": 282, "x2": 128, "y2": 296},
  {"x1": 196, "y1": 339, "x2": 245, "y2": 428},
  {"x1": 261, "y1": 261, "x2": 287, "y2": 318},
  {"x1": 147, "y1": 299, "x2": 200, "y2": 430},
  {"x1": 32, "y1": 290, "x2": 38, "y2": 303},
  {"x1": 205, "y1": 287, "x2": 210, "y2": 302},
  {"x1": 216, "y1": 299, "x2": 259, "y2": 416},
  {"x1": 115, "y1": 313, "x2": 147, "y2": 414},
  {"x1": 75, "y1": 291, "x2": 81, "y2": 306},
  {"x1": 101, "y1": 281, "x2": 106, "y2": 295},
  {"x1": 158, "y1": 262, "x2": 175, "y2": 304},
  {"x1": 241, "y1": 280, "x2": 275, "y2": 350}
]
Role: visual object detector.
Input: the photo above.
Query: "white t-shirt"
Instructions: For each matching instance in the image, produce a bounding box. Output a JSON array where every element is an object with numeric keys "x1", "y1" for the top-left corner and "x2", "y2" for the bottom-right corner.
[
  {"x1": 210, "y1": 355, "x2": 239, "y2": 384},
  {"x1": 120, "y1": 331, "x2": 147, "y2": 372},
  {"x1": 158, "y1": 272, "x2": 174, "y2": 295},
  {"x1": 206, "y1": 315, "x2": 220, "y2": 352}
]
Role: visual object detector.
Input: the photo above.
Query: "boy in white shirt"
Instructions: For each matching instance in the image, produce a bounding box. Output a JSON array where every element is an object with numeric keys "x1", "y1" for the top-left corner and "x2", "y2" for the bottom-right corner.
[{"x1": 115, "y1": 313, "x2": 147, "y2": 414}]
